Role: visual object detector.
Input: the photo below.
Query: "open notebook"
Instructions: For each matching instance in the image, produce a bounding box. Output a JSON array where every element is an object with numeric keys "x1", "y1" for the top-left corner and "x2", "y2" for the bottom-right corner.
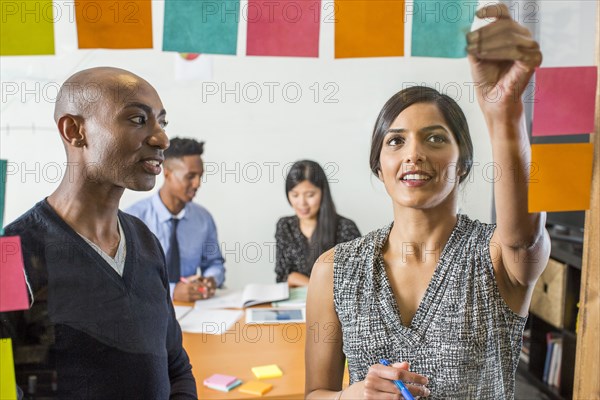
[
  {"x1": 176, "y1": 283, "x2": 290, "y2": 334},
  {"x1": 194, "y1": 283, "x2": 289, "y2": 310},
  {"x1": 178, "y1": 308, "x2": 243, "y2": 334}
]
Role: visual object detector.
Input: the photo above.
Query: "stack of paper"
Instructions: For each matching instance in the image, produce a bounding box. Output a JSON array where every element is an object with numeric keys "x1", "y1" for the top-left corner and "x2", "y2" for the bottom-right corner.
[
  {"x1": 178, "y1": 308, "x2": 243, "y2": 335},
  {"x1": 173, "y1": 305, "x2": 193, "y2": 321},
  {"x1": 203, "y1": 374, "x2": 242, "y2": 392},
  {"x1": 178, "y1": 283, "x2": 290, "y2": 335}
]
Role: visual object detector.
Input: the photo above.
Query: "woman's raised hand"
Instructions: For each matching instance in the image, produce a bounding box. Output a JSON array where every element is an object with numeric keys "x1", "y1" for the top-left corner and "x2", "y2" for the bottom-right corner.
[{"x1": 467, "y1": 3, "x2": 542, "y2": 120}]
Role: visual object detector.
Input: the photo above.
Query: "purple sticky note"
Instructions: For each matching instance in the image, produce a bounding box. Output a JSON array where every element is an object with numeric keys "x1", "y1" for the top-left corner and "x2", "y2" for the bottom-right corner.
[
  {"x1": 532, "y1": 66, "x2": 597, "y2": 136},
  {"x1": 0, "y1": 236, "x2": 30, "y2": 312}
]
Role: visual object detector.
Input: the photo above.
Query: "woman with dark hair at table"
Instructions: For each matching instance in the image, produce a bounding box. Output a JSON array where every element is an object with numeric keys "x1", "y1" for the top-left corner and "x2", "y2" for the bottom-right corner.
[{"x1": 275, "y1": 160, "x2": 360, "y2": 287}]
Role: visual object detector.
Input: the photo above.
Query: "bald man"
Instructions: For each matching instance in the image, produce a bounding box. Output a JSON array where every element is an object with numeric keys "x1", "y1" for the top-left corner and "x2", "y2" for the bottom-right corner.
[{"x1": 0, "y1": 67, "x2": 197, "y2": 399}]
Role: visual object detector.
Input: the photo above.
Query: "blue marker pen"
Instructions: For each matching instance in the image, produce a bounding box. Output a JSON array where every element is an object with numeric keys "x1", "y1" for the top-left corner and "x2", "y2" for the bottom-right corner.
[{"x1": 379, "y1": 358, "x2": 415, "y2": 400}]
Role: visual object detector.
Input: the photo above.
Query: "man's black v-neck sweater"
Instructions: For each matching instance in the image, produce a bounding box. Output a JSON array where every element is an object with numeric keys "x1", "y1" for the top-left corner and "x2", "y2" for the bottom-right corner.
[{"x1": 1, "y1": 200, "x2": 197, "y2": 399}]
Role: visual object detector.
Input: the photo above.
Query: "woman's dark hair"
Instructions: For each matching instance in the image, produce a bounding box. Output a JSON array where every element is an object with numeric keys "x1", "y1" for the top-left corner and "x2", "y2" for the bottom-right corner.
[
  {"x1": 285, "y1": 160, "x2": 338, "y2": 268},
  {"x1": 369, "y1": 86, "x2": 473, "y2": 184}
]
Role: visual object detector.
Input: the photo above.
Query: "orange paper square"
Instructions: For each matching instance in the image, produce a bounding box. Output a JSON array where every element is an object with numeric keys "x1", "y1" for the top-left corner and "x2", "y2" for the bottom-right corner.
[
  {"x1": 75, "y1": 0, "x2": 152, "y2": 49},
  {"x1": 237, "y1": 380, "x2": 272, "y2": 396},
  {"x1": 529, "y1": 143, "x2": 594, "y2": 212},
  {"x1": 335, "y1": 0, "x2": 405, "y2": 58}
]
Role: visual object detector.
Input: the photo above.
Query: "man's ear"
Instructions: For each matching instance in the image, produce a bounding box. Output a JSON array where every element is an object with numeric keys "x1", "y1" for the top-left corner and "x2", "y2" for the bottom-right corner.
[
  {"x1": 57, "y1": 114, "x2": 86, "y2": 147},
  {"x1": 163, "y1": 161, "x2": 171, "y2": 178}
]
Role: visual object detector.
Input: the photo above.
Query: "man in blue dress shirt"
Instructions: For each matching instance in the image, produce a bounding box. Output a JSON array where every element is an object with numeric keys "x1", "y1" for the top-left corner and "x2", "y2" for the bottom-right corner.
[{"x1": 127, "y1": 138, "x2": 226, "y2": 302}]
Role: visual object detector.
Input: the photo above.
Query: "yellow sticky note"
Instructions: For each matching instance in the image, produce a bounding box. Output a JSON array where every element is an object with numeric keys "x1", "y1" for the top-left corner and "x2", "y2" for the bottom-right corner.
[
  {"x1": 0, "y1": 338, "x2": 17, "y2": 400},
  {"x1": 251, "y1": 364, "x2": 283, "y2": 379},
  {"x1": 0, "y1": 0, "x2": 55, "y2": 55},
  {"x1": 529, "y1": 143, "x2": 594, "y2": 212},
  {"x1": 238, "y1": 381, "x2": 273, "y2": 396}
]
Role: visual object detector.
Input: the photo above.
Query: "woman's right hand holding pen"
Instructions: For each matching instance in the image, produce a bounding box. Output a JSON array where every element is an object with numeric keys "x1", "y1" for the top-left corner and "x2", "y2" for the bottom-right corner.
[{"x1": 362, "y1": 361, "x2": 430, "y2": 399}]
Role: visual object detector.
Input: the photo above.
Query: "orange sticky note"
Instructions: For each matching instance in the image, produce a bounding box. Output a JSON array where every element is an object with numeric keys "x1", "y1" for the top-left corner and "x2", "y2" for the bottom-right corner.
[
  {"x1": 335, "y1": 0, "x2": 405, "y2": 58},
  {"x1": 0, "y1": 236, "x2": 30, "y2": 312},
  {"x1": 529, "y1": 143, "x2": 594, "y2": 212},
  {"x1": 0, "y1": 338, "x2": 17, "y2": 400},
  {"x1": 237, "y1": 381, "x2": 272, "y2": 396},
  {"x1": 75, "y1": 0, "x2": 152, "y2": 49}
]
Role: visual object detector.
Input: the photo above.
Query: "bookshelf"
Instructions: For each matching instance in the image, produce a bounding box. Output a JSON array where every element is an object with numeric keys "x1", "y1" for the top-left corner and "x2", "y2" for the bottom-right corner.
[{"x1": 520, "y1": 228, "x2": 583, "y2": 400}]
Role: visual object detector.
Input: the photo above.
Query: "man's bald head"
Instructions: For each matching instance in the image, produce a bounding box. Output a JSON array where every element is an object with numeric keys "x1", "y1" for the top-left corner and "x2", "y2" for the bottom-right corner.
[
  {"x1": 53, "y1": 67, "x2": 154, "y2": 123},
  {"x1": 51, "y1": 66, "x2": 168, "y2": 191}
]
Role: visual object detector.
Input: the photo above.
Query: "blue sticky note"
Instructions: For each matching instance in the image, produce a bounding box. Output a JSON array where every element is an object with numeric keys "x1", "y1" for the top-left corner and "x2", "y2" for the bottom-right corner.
[
  {"x1": 411, "y1": 0, "x2": 475, "y2": 58},
  {"x1": 0, "y1": 160, "x2": 6, "y2": 235},
  {"x1": 163, "y1": 0, "x2": 240, "y2": 55}
]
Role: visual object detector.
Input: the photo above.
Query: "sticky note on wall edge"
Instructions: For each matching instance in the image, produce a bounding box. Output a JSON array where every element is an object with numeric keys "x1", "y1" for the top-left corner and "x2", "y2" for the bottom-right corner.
[
  {"x1": 0, "y1": 236, "x2": 30, "y2": 312},
  {"x1": 0, "y1": 159, "x2": 6, "y2": 235},
  {"x1": 0, "y1": 338, "x2": 17, "y2": 400},
  {"x1": 532, "y1": 66, "x2": 598, "y2": 136},
  {"x1": 529, "y1": 143, "x2": 594, "y2": 212},
  {"x1": 0, "y1": 0, "x2": 55, "y2": 55}
]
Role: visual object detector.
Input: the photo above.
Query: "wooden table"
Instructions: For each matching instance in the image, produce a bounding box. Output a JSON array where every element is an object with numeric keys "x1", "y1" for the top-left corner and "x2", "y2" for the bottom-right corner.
[{"x1": 182, "y1": 311, "x2": 306, "y2": 399}]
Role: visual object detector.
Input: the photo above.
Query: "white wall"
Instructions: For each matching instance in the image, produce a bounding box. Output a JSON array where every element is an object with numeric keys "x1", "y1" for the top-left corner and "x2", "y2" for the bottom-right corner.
[{"x1": 5, "y1": 0, "x2": 593, "y2": 289}]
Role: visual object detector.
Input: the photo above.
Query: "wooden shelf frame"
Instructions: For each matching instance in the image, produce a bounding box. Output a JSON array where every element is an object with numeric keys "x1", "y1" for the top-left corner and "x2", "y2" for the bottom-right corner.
[{"x1": 573, "y1": 5, "x2": 600, "y2": 399}]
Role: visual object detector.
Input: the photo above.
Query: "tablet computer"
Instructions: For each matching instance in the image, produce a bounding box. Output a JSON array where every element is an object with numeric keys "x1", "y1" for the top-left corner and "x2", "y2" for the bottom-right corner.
[{"x1": 246, "y1": 308, "x2": 305, "y2": 324}]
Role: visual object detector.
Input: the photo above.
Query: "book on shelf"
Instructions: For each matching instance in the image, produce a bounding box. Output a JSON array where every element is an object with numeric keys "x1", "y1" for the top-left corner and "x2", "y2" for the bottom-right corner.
[
  {"x1": 549, "y1": 338, "x2": 563, "y2": 389},
  {"x1": 543, "y1": 332, "x2": 563, "y2": 389}
]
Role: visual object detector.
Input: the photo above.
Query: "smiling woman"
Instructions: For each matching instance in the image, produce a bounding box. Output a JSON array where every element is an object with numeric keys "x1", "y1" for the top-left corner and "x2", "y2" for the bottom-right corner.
[
  {"x1": 373, "y1": 90, "x2": 472, "y2": 212},
  {"x1": 274, "y1": 160, "x2": 360, "y2": 287},
  {"x1": 305, "y1": 4, "x2": 551, "y2": 400},
  {"x1": 370, "y1": 86, "x2": 473, "y2": 187}
]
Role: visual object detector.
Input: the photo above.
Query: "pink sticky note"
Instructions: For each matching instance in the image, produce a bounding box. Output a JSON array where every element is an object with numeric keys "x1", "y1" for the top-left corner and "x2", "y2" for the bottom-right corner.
[
  {"x1": 532, "y1": 66, "x2": 597, "y2": 136},
  {"x1": 204, "y1": 373, "x2": 238, "y2": 387},
  {"x1": 246, "y1": 0, "x2": 320, "y2": 57},
  {"x1": 0, "y1": 236, "x2": 30, "y2": 312}
]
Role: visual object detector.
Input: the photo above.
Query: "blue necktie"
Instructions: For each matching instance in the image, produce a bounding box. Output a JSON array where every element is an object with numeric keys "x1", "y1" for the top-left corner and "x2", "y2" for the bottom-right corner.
[{"x1": 166, "y1": 218, "x2": 180, "y2": 283}]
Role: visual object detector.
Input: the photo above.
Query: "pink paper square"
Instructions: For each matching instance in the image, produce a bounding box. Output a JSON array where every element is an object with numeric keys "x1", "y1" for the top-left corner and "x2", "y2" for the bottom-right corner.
[
  {"x1": 532, "y1": 66, "x2": 597, "y2": 136},
  {"x1": 0, "y1": 236, "x2": 30, "y2": 312},
  {"x1": 204, "y1": 374, "x2": 238, "y2": 388},
  {"x1": 246, "y1": 0, "x2": 320, "y2": 57}
]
